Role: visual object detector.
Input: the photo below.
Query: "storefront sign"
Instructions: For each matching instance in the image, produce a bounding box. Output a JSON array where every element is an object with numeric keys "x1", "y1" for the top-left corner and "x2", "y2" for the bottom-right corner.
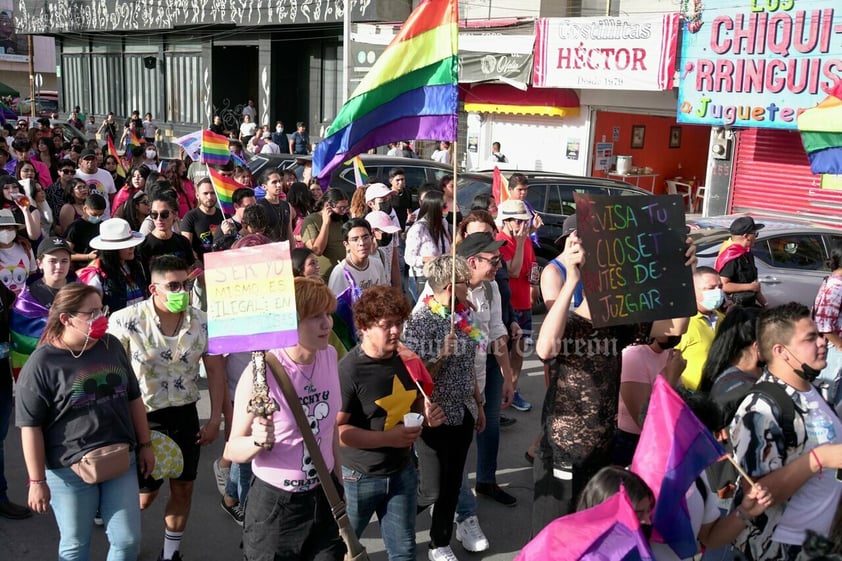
[
  {"x1": 677, "y1": 0, "x2": 842, "y2": 129},
  {"x1": 533, "y1": 14, "x2": 681, "y2": 91},
  {"x1": 205, "y1": 242, "x2": 298, "y2": 354},
  {"x1": 575, "y1": 193, "x2": 695, "y2": 328}
]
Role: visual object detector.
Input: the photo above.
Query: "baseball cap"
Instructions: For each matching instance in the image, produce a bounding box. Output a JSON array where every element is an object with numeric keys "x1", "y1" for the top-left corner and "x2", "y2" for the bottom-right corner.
[
  {"x1": 80, "y1": 148, "x2": 97, "y2": 160},
  {"x1": 729, "y1": 216, "x2": 765, "y2": 235},
  {"x1": 554, "y1": 215, "x2": 578, "y2": 245},
  {"x1": 36, "y1": 237, "x2": 72, "y2": 259},
  {"x1": 364, "y1": 183, "x2": 393, "y2": 203},
  {"x1": 365, "y1": 211, "x2": 401, "y2": 234},
  {"x1": 456, "y1": 232, "x2": 506, "y2": 258}
]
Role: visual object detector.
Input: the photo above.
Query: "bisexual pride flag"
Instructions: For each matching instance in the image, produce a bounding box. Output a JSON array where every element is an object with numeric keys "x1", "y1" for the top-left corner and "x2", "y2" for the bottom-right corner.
[
  {"x1": 313, "y1": 0, "x2": 458, "y2": 183},
  {"x1": 516, "y1": 487, "x2": 654, "y2": 561},
  {"x1": 798, "y1": 82, "x2": 842, "y2": 175},
  {"x1": 631, "y1": 377, "x2": 725, "y2": 559}
]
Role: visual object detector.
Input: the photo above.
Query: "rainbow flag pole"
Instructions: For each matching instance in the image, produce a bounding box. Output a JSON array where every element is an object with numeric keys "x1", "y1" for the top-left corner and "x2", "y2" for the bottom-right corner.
[
  {"x1": 208, "y1": 166, "x2": 242, "y2": 218},
  {"x1": 312, "y1": 0, "x2": 458, "y2": 183},
  {"x1": 352, "y1": 156, "x2": 368, "y2": 187}
]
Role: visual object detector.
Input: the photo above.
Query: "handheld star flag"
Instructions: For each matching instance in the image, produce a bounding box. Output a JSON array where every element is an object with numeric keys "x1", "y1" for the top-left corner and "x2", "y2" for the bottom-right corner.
[
  {"x1": 516, "y1": 487, "x2": 654, "y2": 561},
  {"x1": 207, "y1": 166, "x2": 242, "y2": 217},
  {"x1": 312, "y1": 0, "x2": 458, "y2": 184},
  {"x1": 631, "y1": 377, "x2": 726, "y2": 559},
  {"x1": 798, "y1": 82, "x2": 842, "y2": 175},
  {"x1": 201, "y1": 129, "x2": 233, "y2": 167},
  {"x1": 106, "y1": 135, "x2": 127, "y2": 178}
]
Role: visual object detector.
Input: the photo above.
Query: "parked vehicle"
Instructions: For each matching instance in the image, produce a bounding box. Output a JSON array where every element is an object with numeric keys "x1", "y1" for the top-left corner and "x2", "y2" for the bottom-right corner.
[{"x1": 690, "y1": 215, "x2": 842, "y2": 308}]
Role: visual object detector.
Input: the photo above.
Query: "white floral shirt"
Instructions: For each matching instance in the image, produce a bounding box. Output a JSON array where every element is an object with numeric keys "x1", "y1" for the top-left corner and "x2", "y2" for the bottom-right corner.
[{"x1": 108, "y1": 298, "x2": 208, "y2": 412}]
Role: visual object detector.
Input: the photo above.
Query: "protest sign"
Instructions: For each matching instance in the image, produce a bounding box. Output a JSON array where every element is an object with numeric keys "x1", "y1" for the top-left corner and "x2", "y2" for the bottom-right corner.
[
  {"x1": 574, "y1": 193, "x2": 695, "y2": 328},
  {"x1": 204, "y1": 241, "x2": 298, "y2": 354}
]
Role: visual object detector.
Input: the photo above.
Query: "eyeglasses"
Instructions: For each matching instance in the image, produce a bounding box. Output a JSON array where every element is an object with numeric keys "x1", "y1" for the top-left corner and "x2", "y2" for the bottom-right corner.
[
  {"x1": 149, "y1": 210, "x2": 171, "y2": 220},
  {"x1": 348, "y1": 234, "x2": 372, "y2": 244},
  {"x1": 156, "y1": 280, "x2": 195, "y2": 293},
  {"x1": 60, "y1": 168, "x2": 76, "y2": 174},
  {"x1": 373, "y1": 319, "x2": 403, "y2": 331},
  {"x1": 474, "y1": 255, "x2": 502, "y2": 266},
  {"x1": 73, "y1": 306, "x2": 109, "y2": 321},
  {"x1": 137, "y1": 199, "x2": 150, "y2": 206},
  {"x1": 73, "y1": 185, "x2": 89, "y2": 191}
]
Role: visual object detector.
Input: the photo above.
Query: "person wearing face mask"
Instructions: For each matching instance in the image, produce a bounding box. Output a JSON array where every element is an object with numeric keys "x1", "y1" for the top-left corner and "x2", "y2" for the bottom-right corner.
[
  {"x1": 271, "y1": 120, "x2": 290, "y2": 154},
  {"x1": 730, "y1": 303, "x2": 842, "y2": 561},
  {"x1": 613, "y1": 335, "x2": 688, "y2": 467},
  {"x1": 142, "y1": 145, "x2": 161, "y2": 172},
  {"x1": 365, "y1": 210, "x2": 402, "y2": 287},
  {"x1": 0, "y1": 209, "x2": 38, "y2": 295},
  {"x1": 65, "y1": 193, "x2": 106, "y2": 270},
  {"x1": 364, "y1": 183, "x2": 402, "y2": 288},
  {"x1": 108, "y1": 255, "x2": 226, "y2": 561},
  {"x1": 15, "y1": 283, "x2": 153, "y2": 559},
  {"x1": 301, "y1": 188, "x2": 351, "y2": 282},
  {"x1": 676, "y1": 266, "x2": 727, "y2": 392}
]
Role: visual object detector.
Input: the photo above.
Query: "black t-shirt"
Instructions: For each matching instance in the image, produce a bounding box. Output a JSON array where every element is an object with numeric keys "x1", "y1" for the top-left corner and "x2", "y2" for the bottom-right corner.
[
  {"x1": 137, "y1": 233, "x2": 194, "y2": 272},
  {"x1": 15, "y1": 334, "x2": 141, "y2": 468},
  {"x1": 392, "y1": 188, "x2": 414, "y2": 230},
  {"x1": 719, "y1": 252, "x2": 759, "y2": 306},
  {"x1": 66, "y1": 218, "x2": 101, "y2": 256},
  {"x1": 0, "y1": 281, "x2": 14, "y2": 394},
  {"x1": 181, "y1": 207, "x2": 223, "y2": 262},
  {"x1": 258, "y1": 199, "x2": 291, "y2": 242},
  {"x1": 338, "y1": 346, "x2": 418, "y2": 476}
]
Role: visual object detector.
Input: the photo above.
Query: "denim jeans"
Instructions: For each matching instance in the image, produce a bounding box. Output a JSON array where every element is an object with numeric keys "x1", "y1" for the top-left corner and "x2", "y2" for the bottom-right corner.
[
  {"x1": 47, "y1": 457, "x2": 142, "y2": 561},
  {"x1": 456, "y1": 354, "x2": 502, "y2": 522},
  {"x1": 341, "y1": 463, "x2": 417, "y2": 561},
  {"x1": 225, "y1": 461, "x2": 253, "y2": 502},
  {"x1": 0, "y1": 386, "x2": 11, "y2": 500}
]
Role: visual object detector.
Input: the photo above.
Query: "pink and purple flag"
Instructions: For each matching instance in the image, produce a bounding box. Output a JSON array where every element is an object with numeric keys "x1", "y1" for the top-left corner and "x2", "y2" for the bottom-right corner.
[
  {"x1": 516, "y1": 487, "x2": 654, "y2": 561},
  {"x1": 631, "y1": 377, "x2": 726, "y2": 559}
]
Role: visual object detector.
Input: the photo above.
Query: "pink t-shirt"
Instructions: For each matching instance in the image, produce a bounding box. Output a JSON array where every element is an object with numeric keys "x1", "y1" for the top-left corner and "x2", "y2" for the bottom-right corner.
[
  {"x1": 617, "y1": 344, "x2": 669, "y2": 434},
  {"x1": 252, "y1": 346, "x2": 341, "y2": 492}
]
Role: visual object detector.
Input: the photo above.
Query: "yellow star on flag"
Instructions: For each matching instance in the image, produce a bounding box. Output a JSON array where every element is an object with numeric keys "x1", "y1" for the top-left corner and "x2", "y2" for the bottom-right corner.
[{"x1": 374, "y1": 375, "x2": 417, "y2": 431}]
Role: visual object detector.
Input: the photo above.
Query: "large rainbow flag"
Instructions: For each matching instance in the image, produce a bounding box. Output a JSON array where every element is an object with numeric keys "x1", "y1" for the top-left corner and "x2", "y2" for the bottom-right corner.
[
  {"x1": 798, "y1": 82, "x2": 842, "y2": 175},
  {"x1": 312, "y1": 0, "x2": 458, "y2": 184},
  {"x1": 201, "y1": 129, "x2": 232, "y2": 166},
  {"x1": 208, "y1": 166, "x2": 242, "y2": 217}
]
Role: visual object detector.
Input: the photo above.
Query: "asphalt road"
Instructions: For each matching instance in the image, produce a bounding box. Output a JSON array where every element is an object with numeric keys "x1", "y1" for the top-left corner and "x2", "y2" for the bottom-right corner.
[{"x1": 1, "y1": 326, "x2": 549, "y2": 561}]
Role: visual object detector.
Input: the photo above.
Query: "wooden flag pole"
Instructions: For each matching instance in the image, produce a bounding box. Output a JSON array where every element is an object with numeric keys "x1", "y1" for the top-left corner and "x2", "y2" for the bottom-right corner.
[{"x1": 725, "y1": 454, "x2": 757, "y2": 487}]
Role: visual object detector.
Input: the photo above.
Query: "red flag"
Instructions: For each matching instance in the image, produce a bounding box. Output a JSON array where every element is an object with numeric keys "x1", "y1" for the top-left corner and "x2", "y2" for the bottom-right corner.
[{"x1": 397, "y1": 344, "x2": 434, "y2": 397}]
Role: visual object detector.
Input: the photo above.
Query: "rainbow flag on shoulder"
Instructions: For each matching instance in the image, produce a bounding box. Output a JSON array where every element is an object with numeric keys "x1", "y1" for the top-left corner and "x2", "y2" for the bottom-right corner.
[
  {"x1": 313, "y1": 0, "x2": 458, "y2": 184},
  {"x1": 201, "y1": 129, "x2": 233, "y2": 166},
  {"x1": 208, "y1": 166, "x2": 243, "y2": 217}
]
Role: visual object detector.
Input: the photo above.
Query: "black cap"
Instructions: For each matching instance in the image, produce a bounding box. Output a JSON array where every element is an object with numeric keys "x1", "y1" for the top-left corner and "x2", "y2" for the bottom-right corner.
[
  {"x1": 456, "y1": 232, "x2": 506, "y2": 258},
  {"x1": 80, "y1": 148, "x2": 97, "y2": 160},
  {"x1": 554, "y1": 215, "x2": 578, "y2": 245},
  {"x1": 36, "y1": 237, "x2": 71, "y2": 259},
  {"x1": 729, "y1": 216, "x2": 764, "y2": 235}
]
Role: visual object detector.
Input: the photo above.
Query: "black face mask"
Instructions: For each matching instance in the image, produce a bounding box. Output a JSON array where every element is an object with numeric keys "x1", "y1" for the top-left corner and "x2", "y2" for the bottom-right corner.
[
  {"x1": 657, "y1": 336, "x2": 682, "y2": 350},
  {"x1": 641, "y1": 524, "x2": 653, "y2": 540},
  {"x1": 378, "y1": 200, "x2": 392, "y2": 214},
  {"x1": 378, "y1": 232, "x2": 393, "y2": 247},
  {"x1": 329, "y1": 212, "x2": 348, "y2": 223},
  {"x1": 785, "y1": 348, "x2": 822, "y2": 382}
]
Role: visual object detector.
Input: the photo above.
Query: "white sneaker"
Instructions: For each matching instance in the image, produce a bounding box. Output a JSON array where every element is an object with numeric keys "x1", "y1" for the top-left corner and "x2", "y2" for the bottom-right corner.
[
  {"x1": 428, "y1": 545, "x2": 460, "y2": 561},
  {"x1": 456, "y1": 515, "x2": 490, "y2": 552},
  {"x1": 212, "y1": 458, "x2": 230, "y2": 497}
]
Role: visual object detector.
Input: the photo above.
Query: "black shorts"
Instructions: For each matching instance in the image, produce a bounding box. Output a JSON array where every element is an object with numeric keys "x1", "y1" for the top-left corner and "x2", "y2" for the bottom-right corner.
[{"x1": 139, "y1": 402, "x2": 201, "y2": 492}]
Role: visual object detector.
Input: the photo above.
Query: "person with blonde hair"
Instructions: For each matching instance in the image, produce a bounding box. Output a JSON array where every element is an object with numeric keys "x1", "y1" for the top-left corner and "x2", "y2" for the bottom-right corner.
[{"x1": 227, "y1": 277, "x2": 345, "y2": 560}]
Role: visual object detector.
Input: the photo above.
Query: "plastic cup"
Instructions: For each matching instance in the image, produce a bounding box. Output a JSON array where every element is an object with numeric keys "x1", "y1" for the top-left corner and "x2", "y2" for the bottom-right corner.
[{"x1": 403, "y1": 412, "x2": 424, "y2": 427}]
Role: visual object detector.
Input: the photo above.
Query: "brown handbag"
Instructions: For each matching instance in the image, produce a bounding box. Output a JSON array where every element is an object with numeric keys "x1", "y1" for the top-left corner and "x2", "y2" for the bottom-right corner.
[
  {"x1": 261, "y1": 351, "x2": 370, "y2": 561},
  {"x1": 70, "y1": 443, "x2": 131, "y2": 484}
]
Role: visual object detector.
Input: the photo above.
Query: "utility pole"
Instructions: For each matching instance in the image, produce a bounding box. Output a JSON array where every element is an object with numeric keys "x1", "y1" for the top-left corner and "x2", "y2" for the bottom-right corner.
[{"x1": 27, "y1": 35, "x2": 35, "y2": 119}]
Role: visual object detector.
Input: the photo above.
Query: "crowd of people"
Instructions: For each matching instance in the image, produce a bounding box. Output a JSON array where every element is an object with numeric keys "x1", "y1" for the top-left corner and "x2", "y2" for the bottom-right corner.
[{"x1": 0, "y1": 119, "x2": 841, "y2": 561}]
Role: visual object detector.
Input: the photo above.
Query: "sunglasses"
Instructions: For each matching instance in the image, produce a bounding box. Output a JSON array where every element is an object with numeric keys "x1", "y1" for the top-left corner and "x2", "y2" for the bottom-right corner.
[
  {"x1": 149, "y1": 210, "x2": 171, "y2": 220},
  {"x1": 60, "y1": 168, "x2": 76, "y2": 174},
  {"x1": 156, "y1": 280, "x2": 195, "y2": 293},
  {"x1": 475, "y1": 255, "x2": 502, "y2": 266}
]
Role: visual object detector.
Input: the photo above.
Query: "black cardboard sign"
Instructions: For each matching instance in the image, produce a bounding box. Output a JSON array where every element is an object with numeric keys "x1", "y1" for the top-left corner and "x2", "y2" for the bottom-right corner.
[{"x1": 574, "y1": 193, "x2": 695, "y2": 328}]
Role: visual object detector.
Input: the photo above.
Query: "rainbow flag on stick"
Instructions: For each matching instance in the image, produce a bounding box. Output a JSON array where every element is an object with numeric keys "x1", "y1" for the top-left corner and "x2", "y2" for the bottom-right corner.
[
  {"x1": 208, "y1": 166, "x2": 242, "y2": 217},
  {"x1": 107, "y1": 135, "x2": 127, "y2": 178},
  {"x1": 352, "y1": 156, "x2": 368, "y2": 187},
  {"x1": 201, "y1": 129, "x2": 233, "y2": 166},
  {"x1": 313, "y1": 0, "x2": 458, "y2": 184}
]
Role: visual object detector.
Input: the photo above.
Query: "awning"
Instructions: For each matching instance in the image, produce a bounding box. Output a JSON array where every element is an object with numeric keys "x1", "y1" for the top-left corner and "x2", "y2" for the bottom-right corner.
[
  {"x1": 0, "y1": 81, "x2": 20, "y2": 98},
  {"x1": 461, "y1": 84, "x2": 580, "y2": 118}
]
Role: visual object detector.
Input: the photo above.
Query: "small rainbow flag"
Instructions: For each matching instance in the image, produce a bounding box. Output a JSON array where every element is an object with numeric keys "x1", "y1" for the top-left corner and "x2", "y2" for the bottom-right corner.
[
  {"x1": 491, "y1": 166, "x2": 509, "y2": 205},
  {"x1": 208, "y1": 166, "x2": 242, "y2": 217},
  {"x1": 107, "y1": 135, "x2": 127, "y2": 178},
  {"x1": 201, "y1": 129, "x2": 232, "y2": 166},
  {"x1": 231, "y1": 151, "x2": 247, "y2": 167},
  {"x1": 352, "y1": 156, "x2": 368, "y2": 187},
  {"x1": 129, "y1": 128, "x2": 144, "y2": 147}
]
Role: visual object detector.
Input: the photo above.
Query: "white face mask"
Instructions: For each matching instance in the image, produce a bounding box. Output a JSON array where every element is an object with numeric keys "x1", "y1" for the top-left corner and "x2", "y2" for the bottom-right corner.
[
  {"x1": 276, "y1": 127, "x2": 283, "y2": 133},
  {"x1": 0, "y1": 230, "x2": 16, "y2": 244},
  {"x1": 145, "y1": 150, "x2": 156, "y2": 159}
]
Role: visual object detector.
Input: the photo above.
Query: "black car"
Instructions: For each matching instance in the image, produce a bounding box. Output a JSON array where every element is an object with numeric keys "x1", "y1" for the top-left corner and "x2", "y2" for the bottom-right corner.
[{"x1": 455, "y1": 171, "x2": 652, "y2": 262}]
